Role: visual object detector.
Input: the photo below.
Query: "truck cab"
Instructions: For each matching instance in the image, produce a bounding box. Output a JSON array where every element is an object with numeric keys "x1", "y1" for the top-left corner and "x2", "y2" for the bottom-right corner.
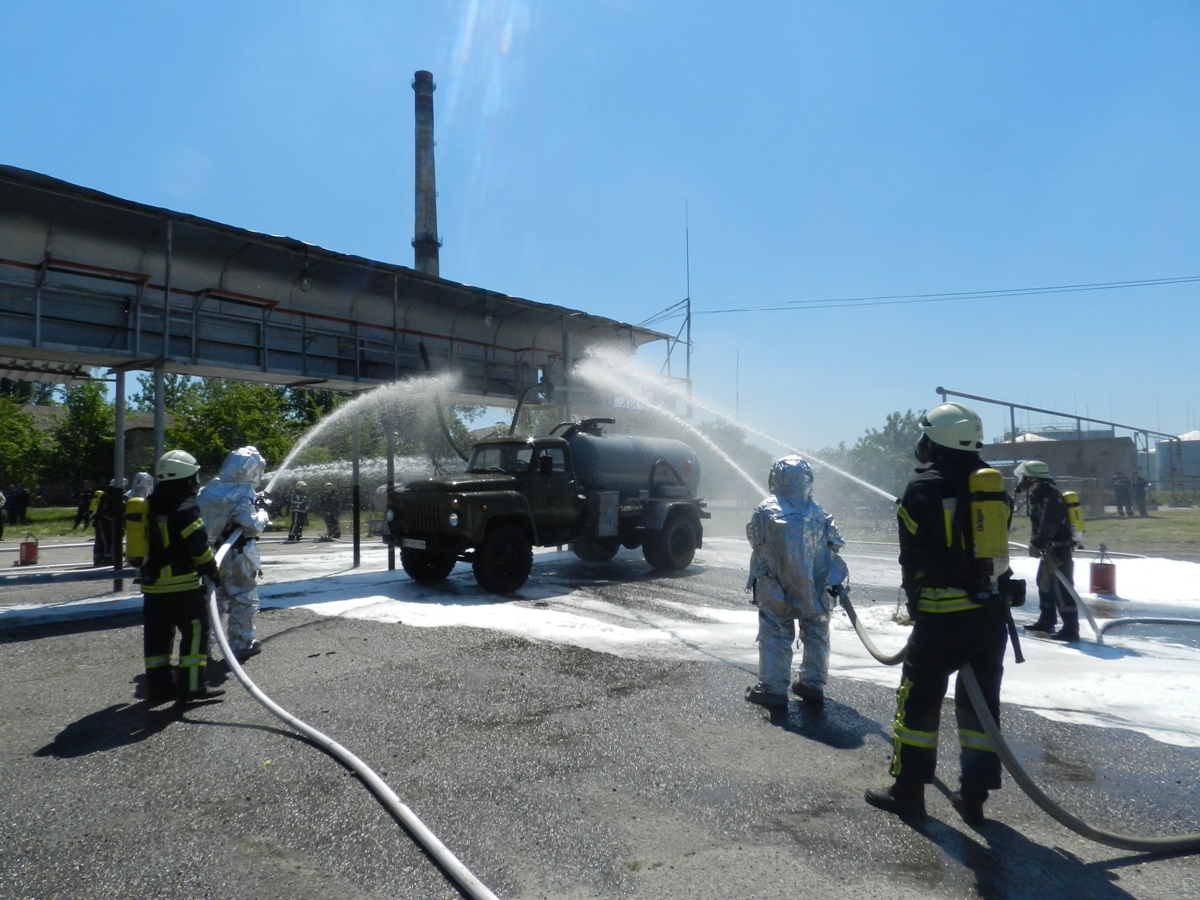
[{"x1": 460, "y1": 436, "x2": 581, "y2": 545}]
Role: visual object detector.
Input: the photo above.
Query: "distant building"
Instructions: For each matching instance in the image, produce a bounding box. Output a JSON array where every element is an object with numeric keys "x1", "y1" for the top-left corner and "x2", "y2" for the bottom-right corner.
[
  {"x1": 1151, "y1": 432, "x2": 1200, "y2": 499},
  {"x1": 21, "y1": 405, "x2": 173, "y2": 502},
  {"x1": 1006, "y1": 426, "x2": 1116, "y2": 442},
  {"x1": 982, "y1": 434, "x2": 1136, "y2": 482},
  {"x1": 980, "y1": 435, "x2": 1138, "y2": 516}
]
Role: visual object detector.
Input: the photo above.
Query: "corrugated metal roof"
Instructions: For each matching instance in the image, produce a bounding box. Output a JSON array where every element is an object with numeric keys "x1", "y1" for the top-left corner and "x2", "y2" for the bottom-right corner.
[
  {"x1": 0, "y1": 165, "x2": 669, "y2": 400},
  {"x1": 0, "y1": 357, "x2": 94, "y2": 385},
  {"x1": 17, "y1": 405, "x2": 168, "y2": 433}
]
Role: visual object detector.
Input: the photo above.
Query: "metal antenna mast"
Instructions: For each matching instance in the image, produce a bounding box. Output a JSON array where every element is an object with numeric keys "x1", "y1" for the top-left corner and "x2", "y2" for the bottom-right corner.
[{"x1": 685, "y1": 203, "x2": 692, "y2": 416}]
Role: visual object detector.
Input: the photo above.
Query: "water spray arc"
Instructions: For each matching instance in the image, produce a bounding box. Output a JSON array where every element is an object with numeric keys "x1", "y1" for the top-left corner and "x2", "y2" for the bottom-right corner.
[
  {"x1": 574, "y1": 360, "x2": 763, "y2": 497},
  {"x1": 265, "y1": 372, "x2": 463, "y2": 494},
  {"x1": 419, "y1": 342, "x2": 469, "y2": 462},
  {"x1": 585, "y1": 350, "x2": 898, "y2": 503}
]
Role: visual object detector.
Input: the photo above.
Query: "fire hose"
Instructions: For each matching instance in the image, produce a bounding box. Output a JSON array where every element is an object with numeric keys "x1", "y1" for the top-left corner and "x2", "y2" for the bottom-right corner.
[
  {"x1": 1098, "y1": 617, "x2": 1200, "y2": 636},
  {"x1": 1023, "y1": 541, "x2": 1199, "y2": 643},
  {"x1": 840, "y1": 588, "x2": 1200, "y2": 853},
  {"x1": 207, "y1": 534, "x2": 501, "y2": 900}
]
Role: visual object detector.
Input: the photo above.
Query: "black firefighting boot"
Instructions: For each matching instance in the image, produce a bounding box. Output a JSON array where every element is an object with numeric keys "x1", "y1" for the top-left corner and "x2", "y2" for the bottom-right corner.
[
  {"x1": 951, "y1": 787, "x2": 988, "y2": 827},
  {"x1": 145, "y1": 668, "x2": 177, "y2": 704},
  {"x1": 1026, "y1": 610, "x2": 1057, "y2": 632},
  {"x1": 864, "y1": 780, "x2": 926, "y2": 825},
  {"x1": 1050, "y1": 612, "x2": 1080, "y2": 642}
]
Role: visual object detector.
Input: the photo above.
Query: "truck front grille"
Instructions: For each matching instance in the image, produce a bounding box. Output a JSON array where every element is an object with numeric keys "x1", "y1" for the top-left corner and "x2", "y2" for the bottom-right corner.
[{"x1": 400, "y1": 498, "x2": 442, "y2": 532}]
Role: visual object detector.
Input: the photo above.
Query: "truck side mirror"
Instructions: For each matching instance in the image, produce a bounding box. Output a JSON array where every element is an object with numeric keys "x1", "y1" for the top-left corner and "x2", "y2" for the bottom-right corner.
[{"x1": 539, "y1": 455, "x2": 554, "y2": 479}]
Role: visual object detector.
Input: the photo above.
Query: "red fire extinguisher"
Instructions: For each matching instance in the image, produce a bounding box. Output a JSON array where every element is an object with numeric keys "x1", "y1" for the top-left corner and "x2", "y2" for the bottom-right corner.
[
  {"x1": 1090, "y1": 543, "x2": 1117, "y2": 596},
  {"x1": 18, "y1": 533, "x2": 39, "y2": 566}
]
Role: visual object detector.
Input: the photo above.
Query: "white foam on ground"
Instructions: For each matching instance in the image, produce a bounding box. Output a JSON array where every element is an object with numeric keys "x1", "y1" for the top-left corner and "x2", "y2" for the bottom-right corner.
[{"x1": 250, "y1": 540, "x2": 1200, "y2": 748}]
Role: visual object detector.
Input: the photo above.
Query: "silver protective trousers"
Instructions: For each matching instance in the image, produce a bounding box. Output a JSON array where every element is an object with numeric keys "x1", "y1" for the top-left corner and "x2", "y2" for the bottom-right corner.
[
  {"x1": 217, "y1": 549, "x2": 260, "y2": 652},
  {"x1": 757, "y1": 608, "x2": 831, "y2": 696}
]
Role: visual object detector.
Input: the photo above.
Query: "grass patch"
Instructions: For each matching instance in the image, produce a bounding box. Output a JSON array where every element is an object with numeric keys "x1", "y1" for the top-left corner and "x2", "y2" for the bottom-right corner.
[
  {"x1": 702, "y1": 501, "x2": 1200, "y2": 561},
  {"x1": 1075, "y1": 507, "x2": 1200, "y2": 560},
  {"x1": 2, "y1": 507, "x2": 82, "y2": 540},
  {"x1": 11, "y1": 501, "x2": 1200, "y2": 561}
]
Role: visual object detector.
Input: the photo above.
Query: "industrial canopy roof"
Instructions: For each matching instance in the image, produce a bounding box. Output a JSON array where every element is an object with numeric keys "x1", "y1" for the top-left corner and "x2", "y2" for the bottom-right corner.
[{"x1": 0, "y1": 165, "x2": 668, "y2": 399}]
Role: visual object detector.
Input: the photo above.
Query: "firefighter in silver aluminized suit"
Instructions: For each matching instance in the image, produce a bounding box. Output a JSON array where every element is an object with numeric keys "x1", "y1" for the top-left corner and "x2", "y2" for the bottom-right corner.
[
  {"x1": 744, "y1": 456, "x2": 847, "y2": 708},
  {"x1": 197, "y1": 446, "x2": 271, "y2": 663}
]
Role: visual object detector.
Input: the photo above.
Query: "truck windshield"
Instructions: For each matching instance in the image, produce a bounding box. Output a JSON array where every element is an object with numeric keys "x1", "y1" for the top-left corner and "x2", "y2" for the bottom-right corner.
[{"x1": 466, "y1": 444, "x2": 534, "y2": 475}]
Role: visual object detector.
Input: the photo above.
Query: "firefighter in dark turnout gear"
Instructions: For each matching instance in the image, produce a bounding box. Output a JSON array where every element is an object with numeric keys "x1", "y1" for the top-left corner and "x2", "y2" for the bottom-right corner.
[
  {"x1": 865, "y1": 402, "x2": 1012, "y2": 827},
  {"x1": 92, "y1": 480, "x2": 126, "y2": 567},
  {"x1": 141, "y1": 450, "x2": 220, "y2": 704},
  {"x1": 1016, "y1": 460, "x2": 1078, "y2": 641}
]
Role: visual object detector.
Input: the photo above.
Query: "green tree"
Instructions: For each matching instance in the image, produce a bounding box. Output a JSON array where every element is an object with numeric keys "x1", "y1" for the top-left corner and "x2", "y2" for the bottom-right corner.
[
  {"x1": 0, "y1": 378, "x2": 58, "y2": 404},
  {"x1": 168, "y1": 379, "x2": 298, "y2": 473},
  {"x1": 44, "y1": 382, "x2": 115, "y2": 486},
  {"x1": 694, "y1": 419, "x2": 773, "y2": 505},
  {"x1": 129, "y1": 372, "x2": 202, "y2": 412},
  {"x1": 284, "y1": 387, "x2": 346, "y2": 429},
  {"x1": 814, "y1": 409, "x2": 926, "y2": 530},
  {"x1": 846, "y1": 409, "x2": 925, "y2": 499},
  {"x1": 0, "y1": 399, "x2": 45, "y2": 487}
]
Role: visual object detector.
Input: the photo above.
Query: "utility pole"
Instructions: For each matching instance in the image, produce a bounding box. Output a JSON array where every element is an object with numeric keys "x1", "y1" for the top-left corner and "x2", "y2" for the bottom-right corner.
[{"x1": 685, "y1": 203, "x2": 692, "y2": 418}]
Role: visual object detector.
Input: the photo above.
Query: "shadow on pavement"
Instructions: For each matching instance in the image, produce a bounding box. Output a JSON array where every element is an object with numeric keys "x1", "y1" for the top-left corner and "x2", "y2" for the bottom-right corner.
[
  {"x1": 915, "y1": 782, "x2": 1138, "y2": 899},
  {"x1": 0, "y1": 612, "x2": 142, "y2": 644},
  {"x1": 766, "y1": 698, "x2": 890, "y2": 750},
  {"x1": 33, "y1": 700, "x2": 184, "y2": 758}
]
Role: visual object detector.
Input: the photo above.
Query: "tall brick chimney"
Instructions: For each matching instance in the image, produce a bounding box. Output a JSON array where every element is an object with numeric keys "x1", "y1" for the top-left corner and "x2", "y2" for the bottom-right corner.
[{"x1": 412, "y1": 70, "x2": 440, "y2": 277}]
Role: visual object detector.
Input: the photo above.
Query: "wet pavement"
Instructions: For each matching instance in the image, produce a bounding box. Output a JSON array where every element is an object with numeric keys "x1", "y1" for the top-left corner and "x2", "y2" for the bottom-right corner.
[{"x1": 2, "y1": 537, "x2": 1200, "y2": 899}]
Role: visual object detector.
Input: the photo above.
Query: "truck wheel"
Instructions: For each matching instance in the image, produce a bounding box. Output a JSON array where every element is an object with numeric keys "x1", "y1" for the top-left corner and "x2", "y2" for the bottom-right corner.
[
  {"x1": 570, "y1": 537, "x2": 620, "y2": 562},
  {"x1": 473, "y1": 525, "x2": 533, "y2": 594},
  {"x1": 400, "y1": 546, "x2": 458, "y2": 583},
  {"x1": 643, "y1": 513, "x2": 697, "y2": 571}
]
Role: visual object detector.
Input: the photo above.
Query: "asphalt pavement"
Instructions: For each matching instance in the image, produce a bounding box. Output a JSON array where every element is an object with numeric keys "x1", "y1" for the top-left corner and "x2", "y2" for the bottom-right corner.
[{"x1": 2, "y1": 535, "x2": 1199, "y2": 899}]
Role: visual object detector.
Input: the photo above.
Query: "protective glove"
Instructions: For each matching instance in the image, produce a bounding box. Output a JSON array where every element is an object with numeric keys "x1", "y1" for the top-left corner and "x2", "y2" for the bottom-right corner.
[
  {"x1": 1030, "y1": 537, "x2": 1049, "y2": 551},
  {"x1": 197, "y1": 559, "x2": 221, "y2": 587},
  {"x1": 902, "y1": 580, "x2": 920, "y2": 620}
]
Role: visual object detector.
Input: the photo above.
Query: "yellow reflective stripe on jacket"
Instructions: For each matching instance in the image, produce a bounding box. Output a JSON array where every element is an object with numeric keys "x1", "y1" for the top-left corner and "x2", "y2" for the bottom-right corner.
[
  {"x1": 142, "y1": 569, "x2": 203, "y2": 594},
  {"x1": 959, "y1": 728, "x2": 994, "y2": 753},
  {"x1": 917, "y1": 587, "x2": 982, "y2": 614},
  {"x1": 897, "y1": 504, "x2": 919, "y2": 536},
  {"x1": 193, "y1": 546, "x2": 214, "y2": 565},
  {"x1": 181, "y1": 517, "x2": 206, "y2": 539},
  {"x1": 942, "y1": 497, "x2": 957, "y2": 548}
]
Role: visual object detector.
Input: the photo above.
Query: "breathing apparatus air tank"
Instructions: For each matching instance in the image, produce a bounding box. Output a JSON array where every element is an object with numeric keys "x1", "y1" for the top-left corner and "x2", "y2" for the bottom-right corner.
[
  {"x1": 969, "y1": 467, "x2": 1010, "y2": 579},
  {"x1": 1062, "y1": 490, "x2": 1085, "y2": 542},
  {"x1": 125, "y1": 496, "x2": 149, "y2": 565}
]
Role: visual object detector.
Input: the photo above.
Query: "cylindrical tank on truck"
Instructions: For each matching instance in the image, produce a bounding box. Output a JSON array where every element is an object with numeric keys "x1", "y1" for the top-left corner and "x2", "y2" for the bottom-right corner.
[
  {"x1": 565, "y1": 429, "x2": 701, "y2": 499},
  {"x1": 553, "y1": 418, "x2": 706, "y2": 570}
]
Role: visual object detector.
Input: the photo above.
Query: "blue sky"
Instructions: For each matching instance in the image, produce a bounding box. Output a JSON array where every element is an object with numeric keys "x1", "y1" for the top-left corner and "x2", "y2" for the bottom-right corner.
[{"x1": 3, "y1": 2, "x2": 1198, "y2": 449}]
